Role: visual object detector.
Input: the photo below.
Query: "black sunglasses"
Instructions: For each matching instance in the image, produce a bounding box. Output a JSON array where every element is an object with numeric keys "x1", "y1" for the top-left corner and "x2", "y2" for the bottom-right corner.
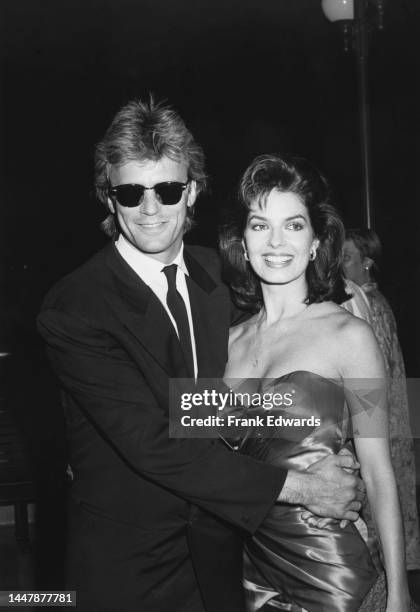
[{"x1": 108, "y1": 181, "x2": 190, "y2": 207}]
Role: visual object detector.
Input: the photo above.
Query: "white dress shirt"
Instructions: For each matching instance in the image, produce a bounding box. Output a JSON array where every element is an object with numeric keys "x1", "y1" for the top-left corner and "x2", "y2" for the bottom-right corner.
[{"x1": 115, "y1": 234, "x2": 198, "y2": 377}]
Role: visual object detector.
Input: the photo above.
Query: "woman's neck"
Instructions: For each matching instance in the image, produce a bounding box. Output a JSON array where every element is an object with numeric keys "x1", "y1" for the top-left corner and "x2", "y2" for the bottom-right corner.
[{"x1": 259, "y1": 280, "x2": 309, "y2": 326}]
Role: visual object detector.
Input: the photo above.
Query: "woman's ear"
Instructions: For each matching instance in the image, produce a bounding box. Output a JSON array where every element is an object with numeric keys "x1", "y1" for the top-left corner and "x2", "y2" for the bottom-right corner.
[
  {"x1": 363, "y1": 256, "x2": 374, "y2": 271},
  {"x1": 241, "y1": 239, "x2": 249, "y2": 261}
]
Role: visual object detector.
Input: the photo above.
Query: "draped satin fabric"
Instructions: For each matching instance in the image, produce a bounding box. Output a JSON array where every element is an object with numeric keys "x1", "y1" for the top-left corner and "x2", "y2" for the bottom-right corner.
[{"x1": 238, "y1": 371, "x2": 380, "y2": 612}]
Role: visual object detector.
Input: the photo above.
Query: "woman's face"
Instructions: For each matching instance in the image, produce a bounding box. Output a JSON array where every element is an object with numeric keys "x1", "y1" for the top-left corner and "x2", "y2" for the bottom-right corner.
[
  {"x1": 243, "y1": 189, "x2": 319, "y2": 286},
  {"x1": 342, "y1": 239, "x2": 365, "y2": 286}
]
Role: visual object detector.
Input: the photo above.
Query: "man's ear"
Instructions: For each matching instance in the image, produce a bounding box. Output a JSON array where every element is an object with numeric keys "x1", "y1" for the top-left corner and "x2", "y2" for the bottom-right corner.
[
  {"x1": 186, "y1": 181, "x2": 197, "y2": 208},
  {"x1": 107, "y1": 196, "x2": 115, "y2": 214}
]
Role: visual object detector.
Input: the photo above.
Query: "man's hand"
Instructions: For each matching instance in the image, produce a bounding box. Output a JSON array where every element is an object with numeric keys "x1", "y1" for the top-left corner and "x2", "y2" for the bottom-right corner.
[{"x1": 277, "y1": 451, "x2": 365, "y2": 521}]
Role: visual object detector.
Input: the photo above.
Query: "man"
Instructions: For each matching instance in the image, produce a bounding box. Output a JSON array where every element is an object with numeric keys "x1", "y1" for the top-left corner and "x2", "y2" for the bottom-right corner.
[{"x1": 38, "y1": 98, "x2": 363, "y2": 612}]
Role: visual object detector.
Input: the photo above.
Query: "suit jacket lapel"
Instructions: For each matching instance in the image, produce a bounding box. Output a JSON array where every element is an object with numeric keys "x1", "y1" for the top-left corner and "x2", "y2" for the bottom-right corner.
[
  {"x1": 105, "y1": 244, "x2": 189, "y2": 378},
  {"x1": 184, "y1": 249, "x2": 230, "y2": 379},
  {"x1": 103, "y1": 243, "x2": 229, "y2": 380}
]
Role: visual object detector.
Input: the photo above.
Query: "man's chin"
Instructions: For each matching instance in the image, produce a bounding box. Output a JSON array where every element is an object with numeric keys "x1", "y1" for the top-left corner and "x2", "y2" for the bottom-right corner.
[{"x1": 126, "y1": 237, "x2": 181, "y2": 262}]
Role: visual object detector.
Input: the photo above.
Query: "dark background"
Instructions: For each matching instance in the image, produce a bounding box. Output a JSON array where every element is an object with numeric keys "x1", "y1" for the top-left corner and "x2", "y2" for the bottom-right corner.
[{"x1": 0, "y1": 0, "x2": 418, "y2": 587}]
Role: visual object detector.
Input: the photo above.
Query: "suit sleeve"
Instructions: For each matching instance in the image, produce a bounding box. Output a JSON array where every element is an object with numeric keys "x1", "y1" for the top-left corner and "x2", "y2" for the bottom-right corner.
[{"x1": 38, "y1": 307, "x2": 285, "y2": 533}]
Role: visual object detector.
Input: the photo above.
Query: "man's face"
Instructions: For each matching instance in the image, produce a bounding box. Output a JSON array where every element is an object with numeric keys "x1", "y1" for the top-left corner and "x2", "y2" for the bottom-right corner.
[{"x1": 107, "y1": 157, "x2": 196, "y2": 263}]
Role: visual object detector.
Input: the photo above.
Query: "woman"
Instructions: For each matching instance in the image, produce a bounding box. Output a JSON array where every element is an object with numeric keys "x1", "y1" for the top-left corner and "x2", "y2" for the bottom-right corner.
[
  {"x1": 343, "y1": 228, "x2": 420, "y2": 571},
  {"x1": 220, "y1": 154, "x2": 411, "y2": 611},
  {"x1": 341, "y1": 277, "x2": 372, "y2": 324}
]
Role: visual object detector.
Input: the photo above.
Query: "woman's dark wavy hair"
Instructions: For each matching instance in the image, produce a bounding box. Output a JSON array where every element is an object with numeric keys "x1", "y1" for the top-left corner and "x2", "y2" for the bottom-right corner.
[{"x1": 219, "y1": 153, "x2": 348, "y2": 312}]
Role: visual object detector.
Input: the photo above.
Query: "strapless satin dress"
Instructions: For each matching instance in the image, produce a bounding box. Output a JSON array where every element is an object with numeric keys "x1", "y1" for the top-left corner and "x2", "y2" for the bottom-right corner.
[{"x1": 237, "y1": 371, "x2": 384, "y2": 612}]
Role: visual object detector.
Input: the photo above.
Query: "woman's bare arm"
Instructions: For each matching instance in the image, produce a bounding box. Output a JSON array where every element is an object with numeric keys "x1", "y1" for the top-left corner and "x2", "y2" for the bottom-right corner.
[{"x1": 341, "y1": 319, "x2": 410, "y2": 610}]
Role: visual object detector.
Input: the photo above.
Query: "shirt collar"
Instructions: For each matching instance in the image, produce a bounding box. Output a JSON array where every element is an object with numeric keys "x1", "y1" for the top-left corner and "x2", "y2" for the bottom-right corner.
[{"x1": 115, "y1": 234, "x2": 188, "y2": 287}]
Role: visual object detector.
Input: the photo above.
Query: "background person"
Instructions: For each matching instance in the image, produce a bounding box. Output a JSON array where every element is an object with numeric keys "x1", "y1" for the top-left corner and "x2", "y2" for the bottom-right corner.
[
  {"x1": 344, "y1": 228, "x2": 420, "y2": 571},
  {"x1": 341, "y1": 278, "x2": 372, "y2": 324}
]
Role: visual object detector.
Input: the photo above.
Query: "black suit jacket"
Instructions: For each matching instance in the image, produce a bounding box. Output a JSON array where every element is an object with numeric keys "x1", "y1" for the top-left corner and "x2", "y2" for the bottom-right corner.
[{"x1": 38, "y1": 243, "x2": 285, "y2": 612}]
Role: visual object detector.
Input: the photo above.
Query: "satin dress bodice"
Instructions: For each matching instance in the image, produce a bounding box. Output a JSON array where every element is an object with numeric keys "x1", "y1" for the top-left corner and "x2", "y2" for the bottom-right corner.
[{"x1": 238, "y1": 371, "x2": 380, "y2": 612}]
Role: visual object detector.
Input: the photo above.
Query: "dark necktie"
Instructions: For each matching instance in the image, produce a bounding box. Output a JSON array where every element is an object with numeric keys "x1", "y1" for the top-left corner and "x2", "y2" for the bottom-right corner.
[{"x1": 162, "y1": 264, "x2": 195, "y2": 378}]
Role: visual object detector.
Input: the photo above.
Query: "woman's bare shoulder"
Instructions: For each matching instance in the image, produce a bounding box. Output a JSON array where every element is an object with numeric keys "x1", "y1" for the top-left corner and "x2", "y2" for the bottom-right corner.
[
  {"x1": 307, "y1": 300, "x2": 354, "y2": 326},
  {"x1": 336, "y1": 308, "x2": 375, "y2": 344},
  {"x1": 310, "y1": 301, "x2": 370, "y2": 332},
  {"x1": 309, "y1": 302, "x2": 380, "y2": 366},
  {"x1": 330, "y1": 308, "x2": 384, "y2": 378}
]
